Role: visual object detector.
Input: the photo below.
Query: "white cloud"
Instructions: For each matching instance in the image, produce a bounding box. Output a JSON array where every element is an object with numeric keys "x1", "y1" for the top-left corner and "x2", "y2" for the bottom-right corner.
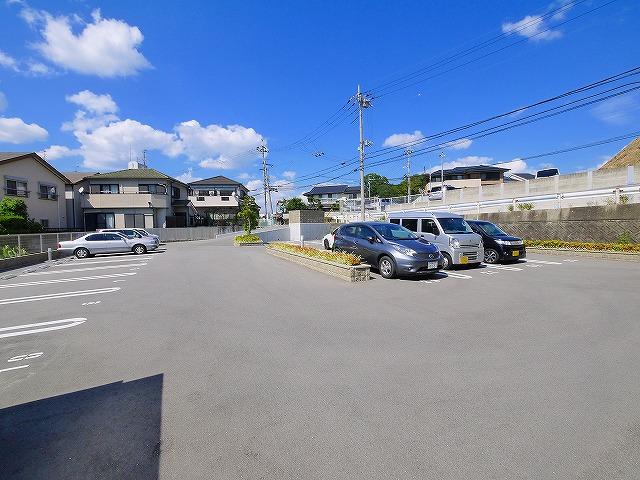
[
  {"x1": 495, "y1": 158, "x2": 533, "y2": 174},
  {"x1": 383, "y1": 130, "x2": 424, "y2": 147},
  {"x1": 41, "y1": 144, "x2": 79, "y2": 160},
  {"x1": 445, "y1": 138, "x2": 473, "y2": 150},
  {"x1": 591, "y1": 93, "x2": 640, "y2": 125},
  {"x1": 0, "y1": 50, "x2": 19, "y2": 71},
  {"x1": 502, "y1": 6, "x2": 565, "y2": 42},
  {"x1": 176, "y1": 120, "x2": 264, "y2": 170},
  {"x1": 428, "y1": 155, "x2": 532, "y2": 175},
  {"x1": 0, "y1": 116, "x2": 48, "y2": 144},
  {"x1": 0, "y1": 92, "x2": 7, "y2": 112},
  {"x1": 26, "y1": 61, "x2": 52, "y2": 75},
  {"x1": 66, "y1": 90, "x2": 118, "y2": 114},
  {"x1": 27, "y1": 8, "x2": 151, "y2": 77},
  {"x1": 176, "y1": 168, "x2": 202, "y2": 184},
  {"x1": 237, "y1": 172, "x2": 253, "y2": 180},
  {"x1": 282, "y1": 170, "x2": 296, "y2": 180}
]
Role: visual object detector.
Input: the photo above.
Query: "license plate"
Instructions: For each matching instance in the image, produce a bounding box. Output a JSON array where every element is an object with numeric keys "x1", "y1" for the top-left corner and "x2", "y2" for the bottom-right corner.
[
  {"x1": 512, "y1": 250, "x2": 519, "y2": 256},
  {"x1": 428, "y1": 261, "x2": 437, "y2": 269},
  {"x1": 459, "y1": 256, "x2": 469, "y2": 264}
]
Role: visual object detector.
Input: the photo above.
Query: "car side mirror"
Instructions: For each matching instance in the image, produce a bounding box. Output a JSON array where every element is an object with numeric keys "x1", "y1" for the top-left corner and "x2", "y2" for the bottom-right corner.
[{"x1": 367, "y1": 236, "x2": 376, "y2": 244}]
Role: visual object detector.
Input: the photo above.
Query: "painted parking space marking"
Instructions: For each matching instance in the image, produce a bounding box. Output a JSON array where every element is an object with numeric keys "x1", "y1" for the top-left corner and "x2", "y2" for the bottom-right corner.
[
  {"x1": 113, "y1": 280, "x2": 127, "y2": 283},
  {"x1": 68, "y1": 256, "x2": 154, "y2": 266},
  {"x1": 0, "y1": 272, "x2": 136, "y2": 289},
  {"x1": 446, "y1": 272, "x2": 473, "y2": 279},
  {"x1": 0, "y1": 364, "x2": 30, "y2": 374},
  {"x1": 0, "y1": 318, "x2": 86, "y2": 339},
  {"x1": 484, "y1": 264, "x2": 523, "y2": 271},
  {"x1": 82, "y1": 301, "x2": 101, "y2": 306},
  {"x1": 21, "y1": 263, "x2": 147, "y2": 276},
  {"x1": 481, "y1": 271, "x2": 499, "y2": 275},
  {"x1": 525, "y1": 264, "x2": 542, "y2": 268},
  {"x1": 0, "y1": 288, "x2": 119, "y2": 306},
  {"x1": 525, "y1": 259, "x2": 562, "y2": 265},
  {"x1": 8, "y1": 352, "x2": 43, "y2": 362},
  {"x1": 421, "y1": 279, "x2": 441, "y2": 284},
  {"x1": 564, "y1": 259, "x2": 579, "y2": 262}
]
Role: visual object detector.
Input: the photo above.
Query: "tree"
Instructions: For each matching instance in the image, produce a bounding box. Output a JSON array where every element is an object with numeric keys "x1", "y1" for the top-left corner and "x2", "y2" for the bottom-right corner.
[
  {"x1": 0, "y1": 197, "x2": 43, "y2": 234},
  {"x1": 281, "y1": 197, "x2": 308, "y2": 212},
  {"x1": 238, "y1": 195, "x2": 260, "y2": 234}
]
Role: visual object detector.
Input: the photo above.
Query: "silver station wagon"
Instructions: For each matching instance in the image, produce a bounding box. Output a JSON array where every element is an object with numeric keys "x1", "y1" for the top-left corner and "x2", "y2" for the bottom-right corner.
[
  {"x1": 387, "y1": 211, "x2": 483, "y2": 269},
  {"x1": 58, "y1": 232, "x2": 157, "y2": 258}
]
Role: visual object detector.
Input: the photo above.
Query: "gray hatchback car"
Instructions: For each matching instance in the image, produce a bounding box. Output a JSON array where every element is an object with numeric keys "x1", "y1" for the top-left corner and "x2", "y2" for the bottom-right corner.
[{"x1": 333, "y1": 222, "x2": 442, "y2": 279}]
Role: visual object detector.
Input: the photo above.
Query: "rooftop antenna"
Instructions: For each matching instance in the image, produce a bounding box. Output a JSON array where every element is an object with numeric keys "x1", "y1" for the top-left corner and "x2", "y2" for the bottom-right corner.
[{"x1": 142, "y1": 149, "x2": 147, "y2": 167}]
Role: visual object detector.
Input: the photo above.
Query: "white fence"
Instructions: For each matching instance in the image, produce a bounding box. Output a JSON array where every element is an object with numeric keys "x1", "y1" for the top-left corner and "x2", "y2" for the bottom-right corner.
[
  {"x1": 335, "y1": 166, "x2": 639, "y2": 217},
  {"x1": 0, "y1": 232, "x2": 89, "y2": 257}
]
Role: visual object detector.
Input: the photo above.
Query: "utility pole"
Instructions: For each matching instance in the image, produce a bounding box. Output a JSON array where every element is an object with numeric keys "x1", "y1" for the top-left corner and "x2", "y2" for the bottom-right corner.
[
  {"x1": 405, "y1": 147, "x2": 413, "y2": 200},
  {"x1": 257, "y1": 143, "x2": 271, "y2": 222},
  {"x1": 439, "y1": 151, "x2": 446, "y2": 191},
  {"x1": 356, "y1": 85, "x2": 372, "y2": 221}
]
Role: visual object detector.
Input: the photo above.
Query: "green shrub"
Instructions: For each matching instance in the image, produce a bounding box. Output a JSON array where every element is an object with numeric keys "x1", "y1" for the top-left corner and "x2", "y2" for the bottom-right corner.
[
  {"x1": 524, "y1": 239, "x2": 640, "y2": 253},
  {"x1": 516, "y1": 203, "x2": 534, "y2": 211},
  {"x1": 268, "y1": 242, "x2": 362, "y2": 266},
  {"x1": 619, "y1": 194, "x2": 629, "y2": 205},
  {"x1": 616, "y1": 232, "x2": 633, "y2": 244},
  {"x1": 507, "y1": 205, "x2": 514, "y2": 212},
  {"x1": 234, "y1": 234, "x2": 261, "y2": 244},
  {"x1": 1, "y1": 245, "x2": 28, "y2": 259}
]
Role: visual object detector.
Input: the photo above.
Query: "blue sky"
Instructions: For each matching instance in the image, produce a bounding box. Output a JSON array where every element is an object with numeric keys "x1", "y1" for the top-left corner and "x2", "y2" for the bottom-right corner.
[{"x1": 0, "y1": 0, "x2": 639, "y2": 204}]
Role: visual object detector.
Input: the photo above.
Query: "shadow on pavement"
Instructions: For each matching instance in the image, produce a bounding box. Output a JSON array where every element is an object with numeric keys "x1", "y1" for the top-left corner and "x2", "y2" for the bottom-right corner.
[{"x1": 0, "y1": 374, "x2": 163, "y2": 480}]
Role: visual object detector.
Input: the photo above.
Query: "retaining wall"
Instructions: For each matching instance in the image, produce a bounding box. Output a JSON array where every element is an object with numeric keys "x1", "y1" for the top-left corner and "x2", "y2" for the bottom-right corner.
[{"x1": 464, "y1": 204, "x2": 640, "y2": 243}]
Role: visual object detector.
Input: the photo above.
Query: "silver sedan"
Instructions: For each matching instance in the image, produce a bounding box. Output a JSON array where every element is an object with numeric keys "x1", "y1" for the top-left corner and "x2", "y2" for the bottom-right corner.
[{"x1": 58, "y1": 232, "x2": 157, "y2": 258}]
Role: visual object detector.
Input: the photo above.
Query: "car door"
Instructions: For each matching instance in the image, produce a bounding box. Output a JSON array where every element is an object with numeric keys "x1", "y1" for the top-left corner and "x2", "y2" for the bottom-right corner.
[
  {"x1": 354, "y1": 225, "x2": 380, "y2": 265},
  {"x1": 420, "y1": 218, "x2": 439, "y2": 243},
  {"x1": 334, "y1": 225, "x2": 358, "y2": 253},
  {"x1": 83, "y1": 233, "x2": 105, "y2": 253},
  {"x1": 103, "y1": 233, "x2": 131, "y2": 253}
]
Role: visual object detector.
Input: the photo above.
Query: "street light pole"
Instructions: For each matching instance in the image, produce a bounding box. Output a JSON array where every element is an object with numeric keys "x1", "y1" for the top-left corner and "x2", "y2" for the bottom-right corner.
[
  {"x1": 356, "y1": 85, "x2": 372, "y2": 221},
  {"x1": 405, "y1": 147, "x2": 413, "y2": 201}
]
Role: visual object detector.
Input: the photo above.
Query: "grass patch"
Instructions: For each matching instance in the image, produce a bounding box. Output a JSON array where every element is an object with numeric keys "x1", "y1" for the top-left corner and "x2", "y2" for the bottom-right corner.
[
  {"x1": 267, "y1": 242, "x2": 362, "y2": 266},
  {"x1": 524, "y1": 239, "x2": 640, "y2": 253},
  {"x1": 234, "y1": 234, "x2": 262, "y2": 244}
]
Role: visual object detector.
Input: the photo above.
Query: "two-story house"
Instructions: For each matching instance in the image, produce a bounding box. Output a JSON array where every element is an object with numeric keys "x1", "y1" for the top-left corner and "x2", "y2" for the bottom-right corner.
[
  {"x1": 428, "y1": 165, "x2": 510, "y2": 190},
  {"x1": 188, "y1": 176, "x2": 248, "y2": 225},
  {"x1": 302, "y1": 184, "x2": 361, "y2": 210},
  {"x1": 71, "y1": 162, "x2": 197, "y2": 230},
  {"x1": 0, "y1": 152, "x2": 70, "y2": 228}
]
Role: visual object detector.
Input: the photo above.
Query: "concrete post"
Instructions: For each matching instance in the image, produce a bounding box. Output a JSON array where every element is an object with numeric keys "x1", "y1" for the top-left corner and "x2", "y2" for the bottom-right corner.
[
  {"x1": 39, "y1": 234, "x2": 43, "y2": 253},
  {"x1": 300, "y1": 235, "x2": 304, "y2": 247},
  {"x1": 614, "y1": 188, "x2": 620, "y2": 204},
  {"x1": 17, "y1": 235, "x2": 21, "y2": 252},
  {"x1": 47, "y1": 248, "x2": 52, "y2": 261}
]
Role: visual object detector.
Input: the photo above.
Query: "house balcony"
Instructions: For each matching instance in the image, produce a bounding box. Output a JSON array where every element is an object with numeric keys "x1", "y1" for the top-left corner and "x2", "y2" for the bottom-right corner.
[
  {"x1": 188, "y1": 195, "x2": 240, "y2": 208},
  {"x1": 81, "y1": 193, "x2": 170, "y2": 209}
]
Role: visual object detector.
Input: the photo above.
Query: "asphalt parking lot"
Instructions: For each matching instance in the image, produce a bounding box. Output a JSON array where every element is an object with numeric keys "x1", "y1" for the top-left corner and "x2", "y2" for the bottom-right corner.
[{"x1": 1, "y1": 239, "x2": 640, "y2": 479}]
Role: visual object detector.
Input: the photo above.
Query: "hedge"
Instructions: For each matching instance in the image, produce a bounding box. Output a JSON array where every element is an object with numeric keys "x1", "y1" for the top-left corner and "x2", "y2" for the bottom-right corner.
[
  {"x1": 234, "y1": 233, "x2": 262, "y2": 244},
  {"x1": 524, "y1": 240, "x2": 640, "y2": 253},
  {"x1": 267, "y1": 242, "x2": 362, "y2": 266}
]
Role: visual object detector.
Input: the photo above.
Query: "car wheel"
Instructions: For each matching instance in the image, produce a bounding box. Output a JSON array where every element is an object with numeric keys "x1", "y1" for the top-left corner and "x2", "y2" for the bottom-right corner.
[
  {"x1": 378, "y1": 255, "x2": 396, "y2": 279},
  {"x1": 324, "y1": 239, "x2": 330, "y2": 250},
  {"x1": 441, "y1": 252, "x2": 453, "y2": 270},
  {"x1": 74, "y1": 247, "x2": 89, "y2": 259},
  {"x1": 484, "y1": 248, "x2": 499, "y2": 264},
  {"x1": 133, "y1": 244, "x2": 147, "y2": 255}
]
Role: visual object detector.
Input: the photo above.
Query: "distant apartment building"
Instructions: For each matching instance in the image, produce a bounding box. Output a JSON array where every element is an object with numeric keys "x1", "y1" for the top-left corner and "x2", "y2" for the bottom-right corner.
[
  {"x1": 188, "y1": 176, "x2": 248, "y2": 225},
  {"x1": 303, "y1": 185, "x2": 361, "y2": 210},
  {"x1": 69, "y1": 162, "x2": 197, "y2": 230},
  {"x1": 0, "y1": 152, "x2": 70, "y2": 228}
]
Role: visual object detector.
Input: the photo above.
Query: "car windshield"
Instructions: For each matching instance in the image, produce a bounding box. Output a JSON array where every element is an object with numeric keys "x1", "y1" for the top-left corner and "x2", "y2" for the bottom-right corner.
[
  {"x1": 372, "y1": 223, "x2": 418, "y2": 240},
  {"x1": 477, "y1": 222, "x2": 507, "y2": 236},
  {"x1": 438, "y1": 217, "x2": 473, "y2": 234}
]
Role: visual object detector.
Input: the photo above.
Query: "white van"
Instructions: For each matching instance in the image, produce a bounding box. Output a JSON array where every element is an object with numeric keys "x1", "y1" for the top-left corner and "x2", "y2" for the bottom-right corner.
[{"x1": 387, "y1": 211, "x2": 483, "y2": 269}]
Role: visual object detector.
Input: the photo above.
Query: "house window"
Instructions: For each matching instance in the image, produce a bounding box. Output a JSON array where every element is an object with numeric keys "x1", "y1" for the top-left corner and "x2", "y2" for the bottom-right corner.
[
  {"x1": 40, "y1": 219, "x2": 49, "y2": 228},
  {"x1": 221, "y1": 197, "x2": 230, "y2": 201},
  {"x1": 90, "y1": 184, "x2": 119, "y2": 194},
  {"x1": 139, "y1": 184, "x2": 167, "y2": 194},
  {"x1": 5, "y1": 179, "x2": 28, "y2": 197},
  {"x1": 85, "y1": 212, "x2": 115, "y2": 230},
  {"x1": 124, "y1": 214, "x2": 145, "y2": 228},
  {"x1": 39, "y1": 184, "x2": 57, "y2": 200},
  {"x1": 219, "y1": 190, "x2": 233, "y2": 197},
  {"x1": 171, "y1": 186, "x2": 180, "y2": 199}
]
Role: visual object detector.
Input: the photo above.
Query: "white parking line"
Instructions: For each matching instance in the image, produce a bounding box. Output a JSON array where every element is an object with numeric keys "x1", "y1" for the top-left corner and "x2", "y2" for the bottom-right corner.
[
  {"x1": 21, "y1": 263, "x2": 147, "y2": 276},
  {"x1": 0, "y1": 287, "x2": 119, "y2": 305},
  {"x1": 0, "y1": 318, "x2": 86, "y2": 339},
  {"x1": 68, "y1": 256, "x2": 154, "y2": 266},
  {"x1": 0, "y1": 364, "x2": 29, "y2": 373},
  {"x1": 446, "y1": 272, "x2": 473, "y2": 279},
  {"x1": 421, "y1": 279, "x2": 441, "y2": 284},
  {"x1": 480, "y1": 271, "x2": 499, "y2": 275},
  {"x1": 564, "y1": 259, "x2": 579, "y2": 262},
  {"x1": 484, "y1": 264, "x2": 523, "y2": 271},
  {"x1": 525, "y1": 259, "x2": 562, "y2": 265},
  {"x1": 0, "y1": 272, "x2": 136, "y2": 289},
  {"x1": 81, "y1": 301, "x2": 101, "y2": 306},
  {"x1": 8, "y1": 352, "x2": 43, "y2": 362}
]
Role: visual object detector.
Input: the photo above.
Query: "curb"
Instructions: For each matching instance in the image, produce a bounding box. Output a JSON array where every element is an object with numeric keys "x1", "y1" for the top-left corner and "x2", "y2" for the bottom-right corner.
[
  {"x1": 527, "y1": 247, "x2": 640, "y2": 262},
  {"x1": 266, "y1": 248, "x2": 370, "y2": 282}
]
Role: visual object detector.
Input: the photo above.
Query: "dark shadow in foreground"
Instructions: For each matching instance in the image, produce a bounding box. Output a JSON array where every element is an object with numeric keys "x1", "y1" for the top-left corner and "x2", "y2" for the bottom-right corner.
[{"x1": 0, "y1": 374, "x2": 163, "y2": 480}]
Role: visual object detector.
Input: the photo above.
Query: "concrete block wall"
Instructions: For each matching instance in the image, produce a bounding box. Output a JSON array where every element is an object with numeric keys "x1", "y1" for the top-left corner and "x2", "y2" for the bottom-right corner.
[{"x1": 465, "y1": 204, "x2": 640, "y2": 243}]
